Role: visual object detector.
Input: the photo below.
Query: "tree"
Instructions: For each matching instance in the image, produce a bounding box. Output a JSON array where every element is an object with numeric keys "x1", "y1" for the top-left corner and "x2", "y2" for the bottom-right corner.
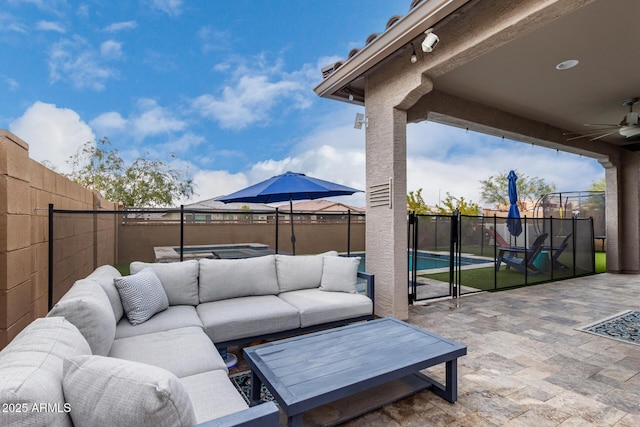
[
  {"x1": 65, "y1": 137, "x2": 195, "y2": 207},
  {"x1": 589, "y1": 176, "x2": 605, "y2": 192},
  {"x1": 407, "y1": 188, "x2": 430, "y2": 214},
  {"x1": 479, "y1": 170, "x2": 556, "y2": 211},
  {"x1": 435, "y1": 192, "x2": 480, "y2": 216}
]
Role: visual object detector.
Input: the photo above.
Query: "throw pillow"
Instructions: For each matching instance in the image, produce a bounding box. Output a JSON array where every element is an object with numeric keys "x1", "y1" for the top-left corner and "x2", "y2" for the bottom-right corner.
[
  {"x1": 62, "y1": 355, "x2": 196, "y2": 427},
  {"x1": 114, "y1": 267, "x2": 169, "y2": 325},
  {"x1": 319, "y1": 256, "x2": 360, "y2": 293}
]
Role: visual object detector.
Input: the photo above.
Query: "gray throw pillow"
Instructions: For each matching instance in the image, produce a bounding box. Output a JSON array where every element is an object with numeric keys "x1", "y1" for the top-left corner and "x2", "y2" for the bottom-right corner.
[
  {"x1": 63, "y1": 355, "x2": 196, "y2": 427},
  {"x1": 114, "y1": 267, "x2": 169, "y2": 325}
]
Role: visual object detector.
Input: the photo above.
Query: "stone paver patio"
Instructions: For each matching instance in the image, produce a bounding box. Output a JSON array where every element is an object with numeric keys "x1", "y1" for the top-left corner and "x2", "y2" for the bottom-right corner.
[{"x1": 345, "y1": 273, "x2": 640, "y2": 426}]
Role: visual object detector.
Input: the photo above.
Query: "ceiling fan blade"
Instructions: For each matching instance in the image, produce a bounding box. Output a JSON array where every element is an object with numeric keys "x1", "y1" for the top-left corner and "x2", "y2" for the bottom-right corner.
[
  {"x1": 590, "y1": 129, "x2": 621, "y2": 141},
  {"x1": 583, "y1": 123, "x2": 618, "y2": 127},
  {"x1": 565, "y1": 128, "x2": 620, "y2": 140}
]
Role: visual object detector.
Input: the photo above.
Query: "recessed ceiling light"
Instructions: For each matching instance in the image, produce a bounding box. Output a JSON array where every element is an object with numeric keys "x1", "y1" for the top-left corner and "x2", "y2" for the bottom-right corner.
[{"x1": 556, "y1": 59, "x2": 579, "y2": 70}]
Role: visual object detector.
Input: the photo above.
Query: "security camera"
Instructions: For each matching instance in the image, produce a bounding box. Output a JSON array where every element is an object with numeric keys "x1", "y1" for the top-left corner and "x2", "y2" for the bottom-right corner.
[{"x1": 421, "y1": 29, "x2": 439, "y2": 53}]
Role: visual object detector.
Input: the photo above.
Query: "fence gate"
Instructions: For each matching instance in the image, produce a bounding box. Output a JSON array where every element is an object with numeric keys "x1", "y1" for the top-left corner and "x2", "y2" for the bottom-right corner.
[{"x1": 408, "y1": 211, "x2": 461, "y2": 304}]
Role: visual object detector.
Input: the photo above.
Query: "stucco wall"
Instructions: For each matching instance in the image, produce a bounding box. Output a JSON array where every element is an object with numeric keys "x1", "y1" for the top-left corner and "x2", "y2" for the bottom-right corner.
[{"x1": 0, "y1": 130, "x2": 117, "y2": 349}]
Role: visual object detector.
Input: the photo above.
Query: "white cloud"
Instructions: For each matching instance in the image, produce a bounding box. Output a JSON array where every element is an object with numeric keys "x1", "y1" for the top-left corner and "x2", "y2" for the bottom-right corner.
[
  {"x1": 100, "y1": 40, "x2": 123, "y2": 59},
  {"x1": 188, "y1": 170, "x2": 249, "y2": 202},
  {"x1": 184, "y1": 107, "x2": 603, "y2": 210},
  {"x1": 90, "y1": 99, "x2": 187, "y2": 142},
  {"x1": 148, "y1": 0, "x2": 183, "y2": 17},
  {"x1": 35, "y1": 20, "x2": 65, "y2": 33},
  {"x1": 104, "y1": 20, "x2": 137, "y2": 32},
  {"x1": 0, "y1": 12, "x2": 28, "y2": 33},
  {"x1": 192, "y1": 55, "x2": 316, "y2": 129},
  {"x1": 404, "y1": 121, "x2": 604, "y2": 207},
  {"x1": 197, "y1": 26, "x2": 230, "y2": 52},
  {"x1": 1, "y1": 75, "x2": 19, "y2": 91},
  {"x1": 9, "y1": 101, "x2": 95, "y2": 172},
  {"x1": 49, "y1": 35, "x2": 118, "y2": 91},
  {"x1": 132, "y1": 98, "x2": 187, "y2": 139},
  {"x1": 90, "y1": 111, "x2": 127, "y2": 134}
]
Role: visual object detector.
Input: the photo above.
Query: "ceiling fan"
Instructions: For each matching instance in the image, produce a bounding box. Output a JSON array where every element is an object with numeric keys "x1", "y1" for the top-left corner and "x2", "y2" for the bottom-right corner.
[{"x1": 565, "y1": 97, "x2": 640, "y2": 142}]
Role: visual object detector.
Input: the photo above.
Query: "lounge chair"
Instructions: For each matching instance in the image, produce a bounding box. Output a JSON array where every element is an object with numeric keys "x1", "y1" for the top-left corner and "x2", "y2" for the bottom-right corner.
[
  {"x1": 547, "y1": 233, "x2": 573, "y2": 271},
  {"x1": 496, "y1": 233, "x2": 548, "y2": 274},
  {"x1": 486, "y1": 226, "x2": 512, "y2": 248}
]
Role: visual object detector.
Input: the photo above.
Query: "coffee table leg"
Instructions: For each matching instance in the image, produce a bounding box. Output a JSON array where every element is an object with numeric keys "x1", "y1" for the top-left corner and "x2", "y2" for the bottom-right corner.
[
  {"x1": 250, "y1": 371, "x2": 262, "y2": 406},
  {"x1": 444, "y1": 359, "x2": 458, "y2": 403},
  {"x1": 288, "y1": 414, "x2": 302, "y2": 427}
]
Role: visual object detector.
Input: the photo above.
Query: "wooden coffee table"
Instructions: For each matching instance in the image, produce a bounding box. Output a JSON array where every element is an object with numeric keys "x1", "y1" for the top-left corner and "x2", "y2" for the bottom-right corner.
[{"x1": 243, "y1": 317, "x2": 467, "y2": 427}]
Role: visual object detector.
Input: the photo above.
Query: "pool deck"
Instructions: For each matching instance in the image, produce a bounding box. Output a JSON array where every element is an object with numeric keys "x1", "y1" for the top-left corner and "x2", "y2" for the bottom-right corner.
[{"x1": 231, "y1": 273, "x2": 640, "y2": 426}]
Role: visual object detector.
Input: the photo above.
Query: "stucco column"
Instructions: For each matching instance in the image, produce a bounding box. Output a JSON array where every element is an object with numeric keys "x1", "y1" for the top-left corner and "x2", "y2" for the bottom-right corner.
[
  {"x1": 600, "y1": 154, "x2": 640, "y2": 273},
  {"x1": 364, "y1": 65, "x2": 433, "y2": 319}
]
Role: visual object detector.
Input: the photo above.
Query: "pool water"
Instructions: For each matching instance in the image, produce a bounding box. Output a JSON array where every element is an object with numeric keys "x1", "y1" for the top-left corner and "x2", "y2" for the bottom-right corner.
[{"x1": 348, "y1": 252, "x2": 490, "y2": 271}]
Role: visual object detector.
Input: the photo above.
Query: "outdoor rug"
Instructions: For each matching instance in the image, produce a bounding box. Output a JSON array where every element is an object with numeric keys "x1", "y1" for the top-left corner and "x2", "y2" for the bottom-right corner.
[
  {"x1": 229, "y1": 370, "x2": 434, "y2": 427},
  {"x1": 229, "y1": 371, "x2": 274, "y2": 405},
  {"x1": 576, "y1": 310, "x2": 640, "y2": 346}
]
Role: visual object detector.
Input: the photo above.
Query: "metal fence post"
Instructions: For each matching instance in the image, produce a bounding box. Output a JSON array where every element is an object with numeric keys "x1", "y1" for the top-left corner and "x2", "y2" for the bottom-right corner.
[
  {"x1": 275, "y1": 207, "x2": 279, "y2": 254},
  {"x1": 48, "y1": 203, "x2": 54, "y2": 310},
  {"x1": 180, "y1": 205, "x2": 184, "y2": 262},
  {"x1": 347, "y1": 209, "x2": 351, "y2": 256}
]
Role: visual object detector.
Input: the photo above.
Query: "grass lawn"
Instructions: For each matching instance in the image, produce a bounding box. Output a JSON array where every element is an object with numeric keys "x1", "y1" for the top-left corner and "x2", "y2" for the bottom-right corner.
[
  {"x1": 115, "y1": 263, "x2": 130, "y2": 276},
  {"x1": 420, "y1": 251, "x2": 606, "y2": 291}
]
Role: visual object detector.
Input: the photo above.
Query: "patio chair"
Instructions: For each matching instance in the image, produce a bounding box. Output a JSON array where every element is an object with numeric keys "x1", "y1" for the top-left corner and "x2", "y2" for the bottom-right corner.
[
  {"x1": 546, "y1": 233, "x2": 573, "y2": 271},
  {"x1": 486, "y1": 226, "x2": 512, "y2": 248},
  {"x1": 496, "y1": 233, "x2": 549, "y2": 274}
]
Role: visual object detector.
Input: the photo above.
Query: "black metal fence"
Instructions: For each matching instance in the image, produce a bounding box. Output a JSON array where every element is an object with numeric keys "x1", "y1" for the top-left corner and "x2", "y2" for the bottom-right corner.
[
  {"x1": 409, "y1": 212, "x2": 596, "y2": 303},
  {"x1": 47, "y1": 205, "x2": 365, "y2": 309}
]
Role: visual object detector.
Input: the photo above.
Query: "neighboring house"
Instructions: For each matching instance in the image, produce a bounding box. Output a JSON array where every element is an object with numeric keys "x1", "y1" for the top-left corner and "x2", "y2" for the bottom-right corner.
[
  {"x1": 277, "y1": 200, "x2": 365, "y2": 223},
  {"x1": 162, "y1": 198, "x2": 275, "y2": 223}
]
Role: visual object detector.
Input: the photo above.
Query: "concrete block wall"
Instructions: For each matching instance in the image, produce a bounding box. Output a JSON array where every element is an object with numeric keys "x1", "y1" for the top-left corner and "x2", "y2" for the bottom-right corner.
[{"x1": 0, "y1": 130, "x2": 117, "y2": 349}]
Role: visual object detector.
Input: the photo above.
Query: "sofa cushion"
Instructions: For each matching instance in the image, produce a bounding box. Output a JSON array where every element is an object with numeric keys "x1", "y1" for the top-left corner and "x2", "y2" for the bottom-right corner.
[
  {"x1": 114, "y1": 267, "x2": 169, "y2": 325},
  {"x1": 130, "y1": 260, "x2": 199, "y2": 306},
  {"x1": 319, "y1": 256, "x2": 360, "y2": 293},
  {"x1": 180, "y1": 370, "x2": 249, "y2": 424},
  {"x1": 197, "y1": 295, "x2": 300, "y2": 343},
  {"x1": 86, "y1": 264, "x2": 124, "y2": 321},
  {"x1": 115, "y1": 305, "x2": 203, "y2": 339},
  {"x1": 0, "y1": 317, "x2": 90, "y2": 427},
  {"x1": 109, "y1": 326, "x2": 226, "y2": 377},
  {"x1": 275, "y1": 251, "x2": 338, "y2": 293},
  {"x1": 48, "y1": 279, "x2": 116, "y2": 356},
  {"x1": 63, "y1": 355, "x2": 196, "y2": 427},
  {"x1": 278, "y1": 288, "x2": 373, "y2": 328},
  {"x1": 198, "y1": 255, "x2": 279, "y2": 303}
]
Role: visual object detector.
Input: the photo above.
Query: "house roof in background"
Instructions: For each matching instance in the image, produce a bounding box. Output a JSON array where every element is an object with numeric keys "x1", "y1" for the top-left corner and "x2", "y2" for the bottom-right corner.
[{"x1": 281, "y1": 200, "x2": 365, "y2": 213}]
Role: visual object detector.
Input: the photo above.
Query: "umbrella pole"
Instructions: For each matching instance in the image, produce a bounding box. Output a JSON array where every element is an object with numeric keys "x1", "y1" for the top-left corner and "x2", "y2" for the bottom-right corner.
[{"x1": 289, "y1": 197, "x2": 296, "y2": 255}]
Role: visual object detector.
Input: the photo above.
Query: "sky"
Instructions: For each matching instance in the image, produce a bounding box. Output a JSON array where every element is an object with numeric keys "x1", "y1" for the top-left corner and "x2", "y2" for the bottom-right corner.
[{"x1": 1, "y1": 0, "x2": 604, "y2": 208}]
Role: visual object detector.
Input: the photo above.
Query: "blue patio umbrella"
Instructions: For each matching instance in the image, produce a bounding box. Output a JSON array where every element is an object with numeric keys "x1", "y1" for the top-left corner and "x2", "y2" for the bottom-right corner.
[
  {"x1": 506, "y1": 170, "x2": 523, "y2": 237},
  {"x1": 218, "y1": 171, "x2": 362, "y2": 254}
]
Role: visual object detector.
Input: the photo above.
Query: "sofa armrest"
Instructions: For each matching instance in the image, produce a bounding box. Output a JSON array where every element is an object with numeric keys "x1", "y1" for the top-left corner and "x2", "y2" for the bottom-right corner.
[
  {"x1": 357, "y1": 271, "x2": 375, "y2": 303},
  {"x1": 194, "y1": 402, "x2": 279, "y2": 427}
]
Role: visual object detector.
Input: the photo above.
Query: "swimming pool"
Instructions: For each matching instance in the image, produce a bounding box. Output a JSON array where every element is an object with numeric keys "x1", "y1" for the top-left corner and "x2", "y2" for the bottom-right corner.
[{"x1": 347, "y1": 251, "x2": 492, "y2": 272}]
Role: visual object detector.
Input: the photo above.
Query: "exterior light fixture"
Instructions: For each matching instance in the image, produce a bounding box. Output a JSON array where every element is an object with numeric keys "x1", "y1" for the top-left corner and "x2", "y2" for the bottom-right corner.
[
  {"x1": 421, "y1": 28, "x2": 439, "y2": 52},
  {"x1": 555, "y1": 59, "x2": 579, "y2": 70},
  {"x1": 410, "y1": 42, "x2": 418, "y2": 64}
]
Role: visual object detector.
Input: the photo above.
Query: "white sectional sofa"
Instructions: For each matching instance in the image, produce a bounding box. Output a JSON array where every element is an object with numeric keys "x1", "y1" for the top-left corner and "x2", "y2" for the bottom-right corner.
[{"x1": 0, "y1": 252, "x2": 374, "y2": 427}]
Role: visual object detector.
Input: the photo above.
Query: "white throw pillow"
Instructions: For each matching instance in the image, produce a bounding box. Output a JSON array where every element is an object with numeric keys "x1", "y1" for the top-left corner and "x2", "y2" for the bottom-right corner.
[
  {"x1": 319, "y1": 256, "x2": 360, "y2": 293},
  {"x1": 63, "y1": 355, "x2": 196, "y2": 427},
  {"x1": 276, "y1": 251, "x2": 339, "y2": 292},
  {"x1": 114, "y1": 267, "x2": 169, "y2": 325}
]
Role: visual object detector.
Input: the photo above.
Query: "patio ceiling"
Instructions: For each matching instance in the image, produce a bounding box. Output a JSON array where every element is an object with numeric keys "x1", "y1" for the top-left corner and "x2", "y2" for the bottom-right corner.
[{"x1": 315, "y1": 0, "x2": 640, "y2": 150}]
